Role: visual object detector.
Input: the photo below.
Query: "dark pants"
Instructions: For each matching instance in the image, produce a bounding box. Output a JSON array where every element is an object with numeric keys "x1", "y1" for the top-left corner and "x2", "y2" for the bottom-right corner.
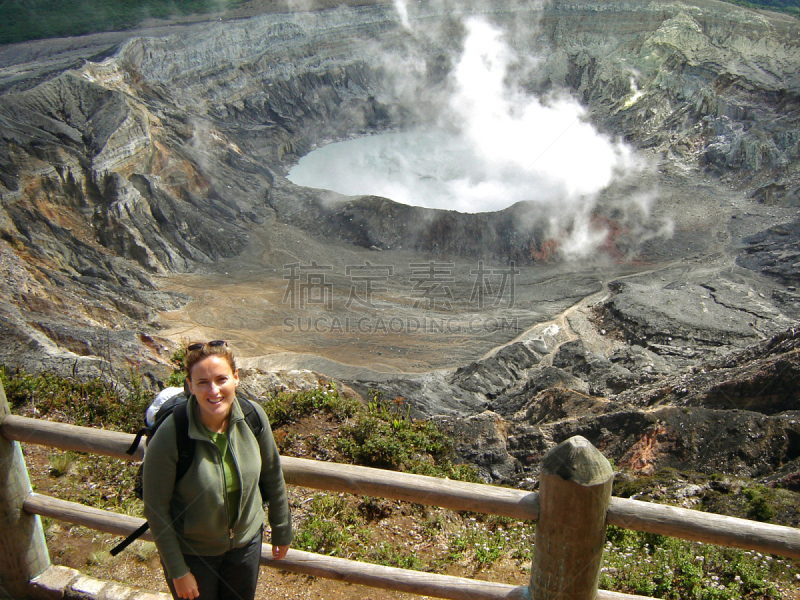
[{"x1": 164, "y1": 529, "x2": 263, "y2": 600}]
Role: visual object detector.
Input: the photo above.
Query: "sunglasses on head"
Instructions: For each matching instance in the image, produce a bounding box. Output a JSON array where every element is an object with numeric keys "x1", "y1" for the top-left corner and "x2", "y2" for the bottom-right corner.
[{"x1": 187, "y1": 340, "x2": 228, "y2": 352}]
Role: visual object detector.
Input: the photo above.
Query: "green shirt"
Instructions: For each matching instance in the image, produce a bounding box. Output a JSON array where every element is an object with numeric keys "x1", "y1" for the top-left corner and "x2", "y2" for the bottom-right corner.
[{"x1": 206, "y1": 427, "x2": 241, "y2": 528}]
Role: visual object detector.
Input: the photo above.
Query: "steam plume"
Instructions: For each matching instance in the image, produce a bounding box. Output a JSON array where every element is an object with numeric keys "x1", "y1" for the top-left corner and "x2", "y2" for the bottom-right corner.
[
  {"x1": 393, "y1": 0, "x2": 412, "y2": 30},
  {"x1": 289, "y1": 12, "x2": 665, "y2": 259}
]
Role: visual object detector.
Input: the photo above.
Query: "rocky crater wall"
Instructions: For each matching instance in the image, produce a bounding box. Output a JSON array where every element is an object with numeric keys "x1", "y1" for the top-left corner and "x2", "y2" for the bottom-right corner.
[{"x1": 0, "y1": 0, "x2": 798, "y2": 491}]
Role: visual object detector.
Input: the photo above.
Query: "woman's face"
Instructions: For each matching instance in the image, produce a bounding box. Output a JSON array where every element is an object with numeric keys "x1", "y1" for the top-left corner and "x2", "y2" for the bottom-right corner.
[{"x1": 187, "y1": 355, "x2": 239, "y2": 429}]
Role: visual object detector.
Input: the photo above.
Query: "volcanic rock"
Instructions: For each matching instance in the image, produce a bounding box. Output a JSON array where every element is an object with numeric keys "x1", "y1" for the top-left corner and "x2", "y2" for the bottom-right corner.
[
  {"x1": 0, "y1": 0, "x2": 799, "y2": 489},
  {"x1": 434, "y1": 411, "x2": 521, "y2": 483}
]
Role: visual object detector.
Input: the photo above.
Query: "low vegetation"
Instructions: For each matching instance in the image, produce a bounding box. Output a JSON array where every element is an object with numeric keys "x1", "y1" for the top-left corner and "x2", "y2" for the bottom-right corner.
[
  {"x1": 601, "y1": 527, "x2": 796, "y2": 599},
  {"x1": 0, "y1": 0, "x2": 797, "y2": 46},
  {"x1": 0, "y1": 0, "x2": 248, "y2": 45},
  {"x1": 721, "y1": 0, "x2": 800, "y2": 18},
  {"x1": 263, "y1": 386, "x2": 482, "y2": 481},
  {"x1": 0, "y1": 365, "x2": 150, "y2": 432},
  {"x1": 2, "y1": 366, "x2": 799, "y2": 598}
]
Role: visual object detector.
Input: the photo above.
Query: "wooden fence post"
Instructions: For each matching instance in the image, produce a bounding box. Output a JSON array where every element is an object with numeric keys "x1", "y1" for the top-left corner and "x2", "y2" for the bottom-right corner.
[
  {"x1": 529, "y1": 435, "x2": 614, "y2": 600},
  {"x1": 0, "y1": 380, "x2": 50, "y2": 598}
]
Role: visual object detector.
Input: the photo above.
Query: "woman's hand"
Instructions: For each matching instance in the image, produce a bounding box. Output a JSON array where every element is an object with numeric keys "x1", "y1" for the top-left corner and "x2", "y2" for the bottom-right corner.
[
  {"x1": 272, "y1": 544, "x2": 290, "y2": 560},
  {"x1": 173, "y1": 572, "x2": 200, "y2": 599}
]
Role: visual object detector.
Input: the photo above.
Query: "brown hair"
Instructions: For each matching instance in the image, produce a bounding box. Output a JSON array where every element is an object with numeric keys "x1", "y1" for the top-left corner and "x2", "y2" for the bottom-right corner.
[{"x1": 185, "y1": 341, "x2": 237, "y2": 378}]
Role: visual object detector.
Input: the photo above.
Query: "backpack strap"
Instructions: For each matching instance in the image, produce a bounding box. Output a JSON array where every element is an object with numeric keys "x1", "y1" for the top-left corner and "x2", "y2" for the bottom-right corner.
[
  {"x1": 238, "y1": 397, "x2": 272, "y2": 505},
  {"x1": 173, "y1": 398, "x2": 195, "y2": 483},
  {"x1": 125, "y1": 427, "x2": 148, "y2": 456},
  {"x1": 112, "y1": 400, "x2": 194, "y2": 557},
  {"x1": 238, "y1": 397, "x2": 263, "y2": 438},
  {"x1": 110, "y1": 522, "x2": 149, "y2": 556}
]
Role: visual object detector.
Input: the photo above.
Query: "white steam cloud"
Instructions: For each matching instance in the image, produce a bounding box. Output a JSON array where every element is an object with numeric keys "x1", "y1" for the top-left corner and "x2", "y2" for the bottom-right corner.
[
  {"x1": 393, "y1": 0, "x2": 412, "y2": 30},
  {"x1": 451, "y1": 19, "x2": 638, "y2": 199},
  {"x1": 288, "y1": 14, "x2": 662, "y2": 259}
]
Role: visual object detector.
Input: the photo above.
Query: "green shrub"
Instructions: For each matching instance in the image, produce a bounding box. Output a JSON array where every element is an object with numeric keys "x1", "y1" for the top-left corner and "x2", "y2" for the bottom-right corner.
[
  {"x1": 0, "y1": 0, "x2": 248, "y2": 45},
  {"x1": 262, "y1": 382, "x2": 359, "y2": 427},
  {"x1": 601, "y1": 526, "x2": 787, "y2": 599},
  {"x1": 293, "y1": 493, "x2": 364, "y2": 556},
  {"x1": 366, "y1": 542, "x2": 425, "y2": 570},
  {"x1": 166, "y1": 345, "x2": 187, "y2": 387},
  {"x1": 743, "y1": 488, "x2": 776, "y2": 523},
  {"x1": 1, "y1": 365, "x2": 150, "y2": 433},
  {"x1": 335, "y1": 397, "x2": 452, "y2": 470}
]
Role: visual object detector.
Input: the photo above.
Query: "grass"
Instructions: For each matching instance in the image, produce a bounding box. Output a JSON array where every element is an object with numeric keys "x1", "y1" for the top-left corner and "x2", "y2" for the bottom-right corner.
[
  {"x1": 2, "y1": 364, "x2": 148, "y2": 516},
  {"x1": 0, "y1": 0, "x2": 248, "y2": 45},
  {"x1": 262, "y1": 382, "x2": 360, "y2": 427},
  {"x1": 48, "y1": 451, "x2": 77, "y2": 477},
  {"x1": 613, "y1": 467, "x2": 800, "y2": 528},
  {"x1": 263, "y1": 387, "x2": 482, "y2": 481},
  {"x1": 0, "y1": 364, "x2": 151, "y2": 433},
  {"x1": 291, "y1": 490, "x2": 536, "y2": 572},
  {"x1": 601, "y1": 526, "x2": 794, "y2": 599}
]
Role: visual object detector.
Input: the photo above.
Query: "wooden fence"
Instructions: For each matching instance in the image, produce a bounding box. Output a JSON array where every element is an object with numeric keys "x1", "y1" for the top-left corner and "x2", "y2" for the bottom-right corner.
[{"x1": 2, "y1": 382, "x2": 800, "y2": 600}]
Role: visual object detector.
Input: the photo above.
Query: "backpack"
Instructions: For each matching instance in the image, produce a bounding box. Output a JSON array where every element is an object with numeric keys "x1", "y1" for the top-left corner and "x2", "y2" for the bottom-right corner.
[{"x1": 110, "y1": 389, "x2": 263, "y2": 556}]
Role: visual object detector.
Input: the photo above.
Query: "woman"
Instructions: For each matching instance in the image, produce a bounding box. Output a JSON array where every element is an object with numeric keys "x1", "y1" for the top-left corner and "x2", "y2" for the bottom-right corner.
[{"x1": 143, "y1": 340, "x2": 292, "y2": 600}]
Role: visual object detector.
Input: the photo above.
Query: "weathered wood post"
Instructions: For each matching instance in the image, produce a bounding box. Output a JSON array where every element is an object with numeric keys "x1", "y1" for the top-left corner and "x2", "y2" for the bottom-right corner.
[
  {"x1": 530, "y1": 435, "x2": 614, "y2": 600},
  {"x1": 0, "y1": 380, "x2": 50, "y2": 598}
]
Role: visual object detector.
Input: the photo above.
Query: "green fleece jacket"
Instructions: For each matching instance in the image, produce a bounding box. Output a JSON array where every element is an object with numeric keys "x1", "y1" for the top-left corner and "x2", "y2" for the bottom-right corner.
[{"x1": 142, "y1": 396, "x2": 293, "y2": 580}]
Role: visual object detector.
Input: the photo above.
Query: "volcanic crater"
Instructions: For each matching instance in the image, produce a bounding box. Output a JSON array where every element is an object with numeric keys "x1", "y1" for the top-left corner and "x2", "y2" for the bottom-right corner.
[{"x1": 1, "y1": 0, "x2": 800, "y2": 484}]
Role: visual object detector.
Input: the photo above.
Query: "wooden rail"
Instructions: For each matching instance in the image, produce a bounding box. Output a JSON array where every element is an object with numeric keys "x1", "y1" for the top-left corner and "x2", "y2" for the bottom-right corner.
[
  {"x1": 4, "y1": 414, "x2": 800, "y2": 559},
  {"x1": 23, "y1": 494, "x2": 652, "y2": 600},
  {"x1": 3, "y1": 407, "x2": 800, "y2": 600}
]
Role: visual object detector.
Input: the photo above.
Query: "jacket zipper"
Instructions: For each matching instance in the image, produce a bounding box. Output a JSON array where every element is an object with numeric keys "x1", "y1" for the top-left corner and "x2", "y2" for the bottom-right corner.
[
  {"x1": 228, "y1": 432, "x2": 243, "y2": 547},
  {"x1": 206, "y1": 436, "x2": 235, "y2": 549}
]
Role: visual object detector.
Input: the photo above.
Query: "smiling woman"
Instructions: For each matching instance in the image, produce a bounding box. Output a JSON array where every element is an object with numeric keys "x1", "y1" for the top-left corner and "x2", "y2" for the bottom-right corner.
[
  {"x1": 186, "y1": 345, "x2": 239, "y2": 433},
  {"x1": 142, "y1": 340, "x2": 293, "y2": 600}
]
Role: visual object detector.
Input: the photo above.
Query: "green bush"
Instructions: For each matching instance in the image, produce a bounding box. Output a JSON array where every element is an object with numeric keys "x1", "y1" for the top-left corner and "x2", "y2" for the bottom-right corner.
[
  {"x1": 293, "y1": 493, "x2": 364, "y2": 556},
  {"x1": 166, "y1": 345, "x2": 187, "y2": 387},
  {"x1": 1, "y1": 365, "x2": 150, "y2": 433},
  {"x1": 335, "y1": 395, "x2": 452, "y2": 471},
  {"x1": 0, "y1": 0, "x2": 247, "y2": 45},
  {"x1": 265, "y1": 386, "x2": 479, "y2": 480},
  {"x1": 601, "y1": 526, "x2": 787, "y2": 599},
  {"x1": 262, "y1": 383, "x2": 360, "y2": 427}
]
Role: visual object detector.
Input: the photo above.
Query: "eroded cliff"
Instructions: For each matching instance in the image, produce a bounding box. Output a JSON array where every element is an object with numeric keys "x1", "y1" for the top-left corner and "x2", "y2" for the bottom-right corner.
[{"x1": 0, "y1": 0, "x2": 799, "y2": 484}]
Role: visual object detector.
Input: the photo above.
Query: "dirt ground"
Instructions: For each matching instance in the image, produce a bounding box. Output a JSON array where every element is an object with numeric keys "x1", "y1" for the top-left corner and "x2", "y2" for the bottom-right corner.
[{"x1": 151, "y1": 162, "x2": 799, "y2": 382}]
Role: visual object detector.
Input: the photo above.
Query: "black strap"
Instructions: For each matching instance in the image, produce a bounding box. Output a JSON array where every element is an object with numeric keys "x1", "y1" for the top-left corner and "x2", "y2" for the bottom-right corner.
[
  {"x1": 126, "y1": 428, "x2": 147, "y2": 456},
  {"x1": 112, "y1": 403, "x2": 191, "y2": 557},
  {"x1": 240, "y1": 397, "x2": 263, "y2": 437},
  {"x1": 110, "y1": 521, "x2": 149, "y2": 556},
  {"x1": 173, "y1": 400, "x2": 195, "y2": 482}
]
